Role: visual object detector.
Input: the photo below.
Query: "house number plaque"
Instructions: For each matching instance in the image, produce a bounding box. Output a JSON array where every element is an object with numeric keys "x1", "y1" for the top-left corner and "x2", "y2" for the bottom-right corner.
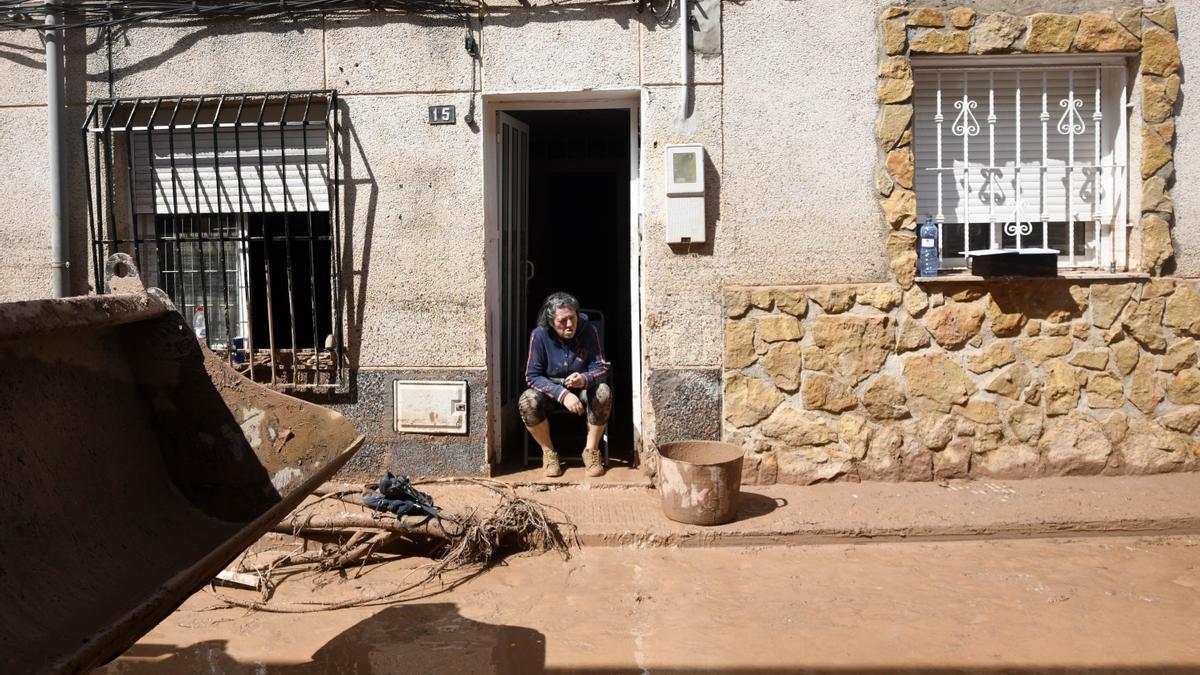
[{"x1": 428, "y1": 105, "x2": 456, "y2": 125}]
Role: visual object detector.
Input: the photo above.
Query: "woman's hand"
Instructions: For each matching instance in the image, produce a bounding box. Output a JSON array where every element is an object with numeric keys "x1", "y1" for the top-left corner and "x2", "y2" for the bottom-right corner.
[
  {"x1": 564, "y1": 372, "x2": 586, "y2": 389},
  {"x1": 563, "y1": 392, "x2": 585, "y2": 416}
]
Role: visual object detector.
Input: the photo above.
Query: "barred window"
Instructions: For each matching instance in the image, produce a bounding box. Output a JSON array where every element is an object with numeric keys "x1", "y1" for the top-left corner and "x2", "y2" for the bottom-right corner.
[
  {"x1": 84, "y1": 91, "x2": 343, "y2": 390},
  {"x1": 913, "y1": 56, "x2": 1129, "y2": 272}
]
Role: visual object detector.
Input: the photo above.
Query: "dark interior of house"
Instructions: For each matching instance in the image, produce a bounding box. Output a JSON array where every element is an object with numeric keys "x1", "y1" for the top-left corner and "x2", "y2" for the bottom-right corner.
[{"x1": 507, "y1": 108, "x2": 633, "y2": 463}]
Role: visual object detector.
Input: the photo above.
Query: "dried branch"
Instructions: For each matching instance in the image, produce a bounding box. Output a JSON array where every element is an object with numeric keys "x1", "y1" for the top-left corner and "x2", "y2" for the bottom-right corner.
[{"x1": 207, "y1": 486, "x2": 577, "y2": 613}]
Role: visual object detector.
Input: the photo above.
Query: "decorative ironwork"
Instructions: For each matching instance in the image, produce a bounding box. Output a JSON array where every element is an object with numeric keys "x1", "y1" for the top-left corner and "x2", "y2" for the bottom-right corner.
[
  {"x1": 952, "y1": 98, "x2": 980, "y2": 137},
  {"x1": 1003, "y1": 220, "x2": 1034, "y2": 237},
  {"x1": 1057, "y1": 95, "x2": 1086, "y2": 135}
]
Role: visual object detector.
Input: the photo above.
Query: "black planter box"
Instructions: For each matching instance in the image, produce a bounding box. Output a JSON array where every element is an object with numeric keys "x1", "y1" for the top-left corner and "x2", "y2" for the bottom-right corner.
[{"x1": 965, "y1": 248, "x2": 1059, "y2": 277}]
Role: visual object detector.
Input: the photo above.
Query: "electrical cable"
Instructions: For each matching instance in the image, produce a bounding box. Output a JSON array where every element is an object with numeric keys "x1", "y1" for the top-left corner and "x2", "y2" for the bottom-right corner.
[
  {"x1": 462, "y1": 13, "x2": 478, "y2": 127},
  {"x1": 646, "y1": 0, "x2": 673, "y2": 24},
  {"x1": 0, "y1": 0, "x2": 485, "y2": 30}
]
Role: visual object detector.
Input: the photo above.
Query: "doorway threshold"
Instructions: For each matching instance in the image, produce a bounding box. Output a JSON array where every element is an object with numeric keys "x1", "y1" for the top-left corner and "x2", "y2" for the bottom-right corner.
[{"x1": 490, "y1": 463, "x2": 653, "y2": 489}]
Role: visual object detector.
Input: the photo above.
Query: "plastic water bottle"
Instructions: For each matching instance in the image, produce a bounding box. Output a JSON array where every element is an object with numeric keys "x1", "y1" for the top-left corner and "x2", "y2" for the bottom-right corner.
[
  {"x1": 192, "y1": 306, "x2": 206, "y2": 340},
  {"x1": 918, "y1": 216, "x2": 940, "y2": 278}
]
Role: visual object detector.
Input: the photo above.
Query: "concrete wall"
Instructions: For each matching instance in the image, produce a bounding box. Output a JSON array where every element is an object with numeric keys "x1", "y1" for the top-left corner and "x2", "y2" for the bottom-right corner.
[
  {"x1": 1170, "y1": 3, "x2": 1200, "y2": 277},
  {"x1": 0, "y1": 0, "x2": 1194, "y2": 477},
  {"x1": 0, "y1": 107, "x2": 52, "y2": 302},
  {"x1": 640, "y1": 0, "x2": 889, "y2": 370},
  {"x1": 0, "y1": 29, "x2": 52, "y2": 301}
]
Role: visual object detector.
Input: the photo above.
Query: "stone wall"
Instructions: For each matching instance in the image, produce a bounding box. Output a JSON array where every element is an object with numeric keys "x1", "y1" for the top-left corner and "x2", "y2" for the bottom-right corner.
[
  {"x1": 723, "y1": 279, "x2": 1200, "y2": 484},
  {"x1": 877, "y1": 4, "x2": 1181, "y2": 285}
]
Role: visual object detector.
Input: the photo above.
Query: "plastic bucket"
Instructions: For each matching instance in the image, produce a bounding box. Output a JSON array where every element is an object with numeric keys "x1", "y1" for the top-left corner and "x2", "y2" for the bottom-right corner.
[{"x1": 657, "y1": 441, "x2": 744, "y2": 525}]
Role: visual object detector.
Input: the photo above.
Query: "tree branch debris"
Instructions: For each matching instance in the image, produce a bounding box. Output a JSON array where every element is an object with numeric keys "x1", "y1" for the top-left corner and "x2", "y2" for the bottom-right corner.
[{"x1": 205, "y1": 476, "x2": 577, "y2": 613}]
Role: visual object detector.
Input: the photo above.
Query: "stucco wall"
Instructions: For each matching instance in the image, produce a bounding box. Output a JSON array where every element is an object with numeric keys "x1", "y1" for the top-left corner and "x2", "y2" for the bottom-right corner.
[
  {"x1": 105, "y1": 20, "x2": 327, "y2": 97},
  {"x1": 0, "y1": 29, "x2": 49, "y2": 107},
  {"x1": 1170, "y1": 2, "x2": 1200, "y2": 277},
  {"x1": 0, "y1": 29, "x2": 85, "y2": 302},
  {"x1": 722, "y1": 0, "x2": 889, "y2": 287},
  {"x1": 338, "y1": 94, "x2": 487, "y2": 368},
  {"x1": 639, "y1": 0, "x2": 890, "y2": 373},
  {"x1": 0, "y1": 108, "x2": 52, "y2": 303}
]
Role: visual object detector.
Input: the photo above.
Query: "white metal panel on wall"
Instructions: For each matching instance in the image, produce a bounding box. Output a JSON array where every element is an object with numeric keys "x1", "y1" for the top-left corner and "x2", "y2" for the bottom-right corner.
[
  {"x1": 394, "y1": 380, "x2": 469, "y2": 434},
  {"x1": 130, "y1": 126, "x2": 329, "y2": 214}
]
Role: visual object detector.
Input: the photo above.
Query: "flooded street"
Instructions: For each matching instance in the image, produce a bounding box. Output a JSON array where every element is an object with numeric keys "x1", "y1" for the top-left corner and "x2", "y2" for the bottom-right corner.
[{"x1": 101, "y1": 535, "x2": 1200, "y2": 673}]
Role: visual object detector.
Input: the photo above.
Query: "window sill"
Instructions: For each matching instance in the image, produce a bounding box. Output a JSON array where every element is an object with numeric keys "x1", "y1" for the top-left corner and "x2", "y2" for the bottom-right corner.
[{"x1": 915, "y1": 271, "x2": 1150, "y2": 284}]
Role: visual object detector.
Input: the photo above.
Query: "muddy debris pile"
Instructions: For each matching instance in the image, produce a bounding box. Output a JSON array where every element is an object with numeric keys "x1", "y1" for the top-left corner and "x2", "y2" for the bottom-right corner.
[{"x1": 208, "y1": 475, "x2": 577, "y2": 613}]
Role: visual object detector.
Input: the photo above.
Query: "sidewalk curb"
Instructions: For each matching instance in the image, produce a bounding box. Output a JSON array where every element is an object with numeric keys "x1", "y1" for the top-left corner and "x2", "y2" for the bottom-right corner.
[
  {"x1": 507, "y1": 473, "x2": 1200, "y2": 550},
  {"x1": 575, "y1": 516, "x2": 1200, "y2": 548}
]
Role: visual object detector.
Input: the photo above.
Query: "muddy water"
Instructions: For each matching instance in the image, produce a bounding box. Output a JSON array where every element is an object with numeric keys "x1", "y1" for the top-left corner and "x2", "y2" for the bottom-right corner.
[
  {"x1": 101, "y1": 536, "x2": 1200, "y2": 673},
  {"x1": 658, "y1": 440, "x2": 743, "y2": 465}
]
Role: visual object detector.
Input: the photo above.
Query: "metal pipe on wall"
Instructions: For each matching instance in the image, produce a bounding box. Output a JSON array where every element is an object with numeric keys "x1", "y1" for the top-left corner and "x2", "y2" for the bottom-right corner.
[
  {"x1": 46, "y1": 0, "x2": 69, "y2": 297},
  {"x1": 679, "y1": 0, "x2": 690, "y2": 118}
]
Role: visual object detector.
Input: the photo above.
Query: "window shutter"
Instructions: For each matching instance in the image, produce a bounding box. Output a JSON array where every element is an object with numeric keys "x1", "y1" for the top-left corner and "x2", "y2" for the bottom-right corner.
[
  {"x1": 131, "y1": 126, "x2": 329, "y2": 214},
  {"x1": 913, "y1": 67, "x2": 1103, "y2": 226}
]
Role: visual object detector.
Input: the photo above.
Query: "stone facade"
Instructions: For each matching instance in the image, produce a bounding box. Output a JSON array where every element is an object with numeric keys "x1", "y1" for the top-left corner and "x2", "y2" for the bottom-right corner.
[
  {"x1": 724, "y1": 280, "x2": 1200, "y2": 485},
  {"x1": 3, "y1": 2, "x2": 1199, "y2": 481},
  {"x1": 877, "y1": 4, "x2": 1181, "y2": 284}
]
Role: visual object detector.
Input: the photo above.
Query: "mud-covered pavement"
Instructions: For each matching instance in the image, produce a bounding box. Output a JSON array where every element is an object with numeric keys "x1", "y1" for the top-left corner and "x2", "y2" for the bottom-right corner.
[{"x1": 100, "y1": 535, "x2": 1200, "y2": 673}]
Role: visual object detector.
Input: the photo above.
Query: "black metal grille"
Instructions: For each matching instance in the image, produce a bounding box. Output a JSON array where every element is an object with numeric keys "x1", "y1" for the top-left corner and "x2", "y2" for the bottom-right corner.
[{"x1": 83, "y1": 89, "x2": 344, "y2": 390}]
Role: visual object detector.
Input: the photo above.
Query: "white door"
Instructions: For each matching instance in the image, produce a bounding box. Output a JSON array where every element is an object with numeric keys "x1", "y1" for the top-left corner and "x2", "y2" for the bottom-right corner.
[{"x1": 497, "y1": 112, "x2": 531, "y2": 436}]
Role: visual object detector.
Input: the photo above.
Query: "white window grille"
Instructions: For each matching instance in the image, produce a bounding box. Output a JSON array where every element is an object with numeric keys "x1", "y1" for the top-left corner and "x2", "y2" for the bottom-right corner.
[{"x1": 913, "y1": 56, "x2": 1129, "y2": 271}]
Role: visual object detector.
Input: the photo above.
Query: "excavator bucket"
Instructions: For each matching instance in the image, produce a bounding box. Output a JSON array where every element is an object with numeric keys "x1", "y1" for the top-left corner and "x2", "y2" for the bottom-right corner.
[{"x1": 0, "y1": 272, "x2": 364, "y2": 674}]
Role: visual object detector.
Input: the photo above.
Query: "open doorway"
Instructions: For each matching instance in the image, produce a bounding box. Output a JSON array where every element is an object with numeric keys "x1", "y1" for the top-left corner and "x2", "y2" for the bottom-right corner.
[{"x1": 490, "y1": 106, "x2": 636, "y2": 468}]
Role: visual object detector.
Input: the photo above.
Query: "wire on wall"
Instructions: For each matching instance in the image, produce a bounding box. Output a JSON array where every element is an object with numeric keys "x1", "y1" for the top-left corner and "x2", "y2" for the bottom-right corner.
[
  {"x1": 0, "y1": 0, "x2": 492, "y2": 30},
  {"x1": 463, "y1": 9, "x2": 481, "y2": 129},
  {"x1": 0, "y1": 0, "x2": 639, "y2": 31},
  {"x1": 644, "y1": 0, "x2": 674, "y2": 25}
]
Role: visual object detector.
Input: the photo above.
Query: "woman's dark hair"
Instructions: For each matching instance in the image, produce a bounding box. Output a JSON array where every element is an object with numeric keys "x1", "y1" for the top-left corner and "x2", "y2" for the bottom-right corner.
[{"x1": 537, "y1": 291, "x2": 581, "y2": 330}]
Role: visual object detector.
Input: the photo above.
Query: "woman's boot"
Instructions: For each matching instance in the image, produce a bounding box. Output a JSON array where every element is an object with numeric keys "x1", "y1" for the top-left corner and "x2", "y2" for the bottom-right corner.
[
  {"x1": 582, "y1": 448, "x2": 605, "y2": 477},
  {"x1": 542, "y1": 449, "x2": 563, "y2": 478}
]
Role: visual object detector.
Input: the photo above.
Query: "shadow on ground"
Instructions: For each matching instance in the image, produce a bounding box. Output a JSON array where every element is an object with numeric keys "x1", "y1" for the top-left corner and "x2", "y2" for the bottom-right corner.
[
  {"x1": 109, "y1": 603, "x2": 545, "y2": 674},
  {"x1": 736, "y1": 491, "x2": 785, "y2": 522}
]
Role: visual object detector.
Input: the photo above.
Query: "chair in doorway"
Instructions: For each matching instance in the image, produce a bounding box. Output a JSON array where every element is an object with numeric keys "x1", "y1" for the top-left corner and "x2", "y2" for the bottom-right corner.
[{"x1": 522, "y1": 308, "x2": 611, "y2": 469}]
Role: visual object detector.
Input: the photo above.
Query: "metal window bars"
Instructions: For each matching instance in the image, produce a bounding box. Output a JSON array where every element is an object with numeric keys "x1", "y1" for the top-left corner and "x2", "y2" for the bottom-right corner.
[
  {"x1": 83, "y1": 90, "x2": 345, "y2": 391},
  {"x1": 913, "y1": 62, "x2": 1128, "y2": 272}
]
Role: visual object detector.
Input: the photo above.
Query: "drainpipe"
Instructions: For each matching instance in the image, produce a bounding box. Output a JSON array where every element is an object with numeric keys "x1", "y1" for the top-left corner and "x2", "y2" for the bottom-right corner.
[
  {"x1": 679, "y1": 0, "x2": 690, "y2": 119},
  {"x1": 46, "y1": 0, "x2": 68, "y2": 297}
]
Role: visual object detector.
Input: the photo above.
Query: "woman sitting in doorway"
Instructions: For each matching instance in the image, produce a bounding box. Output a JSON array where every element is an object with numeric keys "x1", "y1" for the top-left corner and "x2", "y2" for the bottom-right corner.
[{"x1": 520, "y1": 291, "x2": 612, "y2": 477}]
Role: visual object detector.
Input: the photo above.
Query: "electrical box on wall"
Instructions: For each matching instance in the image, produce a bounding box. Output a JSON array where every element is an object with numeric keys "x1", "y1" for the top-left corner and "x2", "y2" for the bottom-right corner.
[
  {"x1": 393, "y1": 380, "x2": 468, "y2": 434},
  {"x1": 665, "y1": 144, "x2": 706, "y2": 244}
]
